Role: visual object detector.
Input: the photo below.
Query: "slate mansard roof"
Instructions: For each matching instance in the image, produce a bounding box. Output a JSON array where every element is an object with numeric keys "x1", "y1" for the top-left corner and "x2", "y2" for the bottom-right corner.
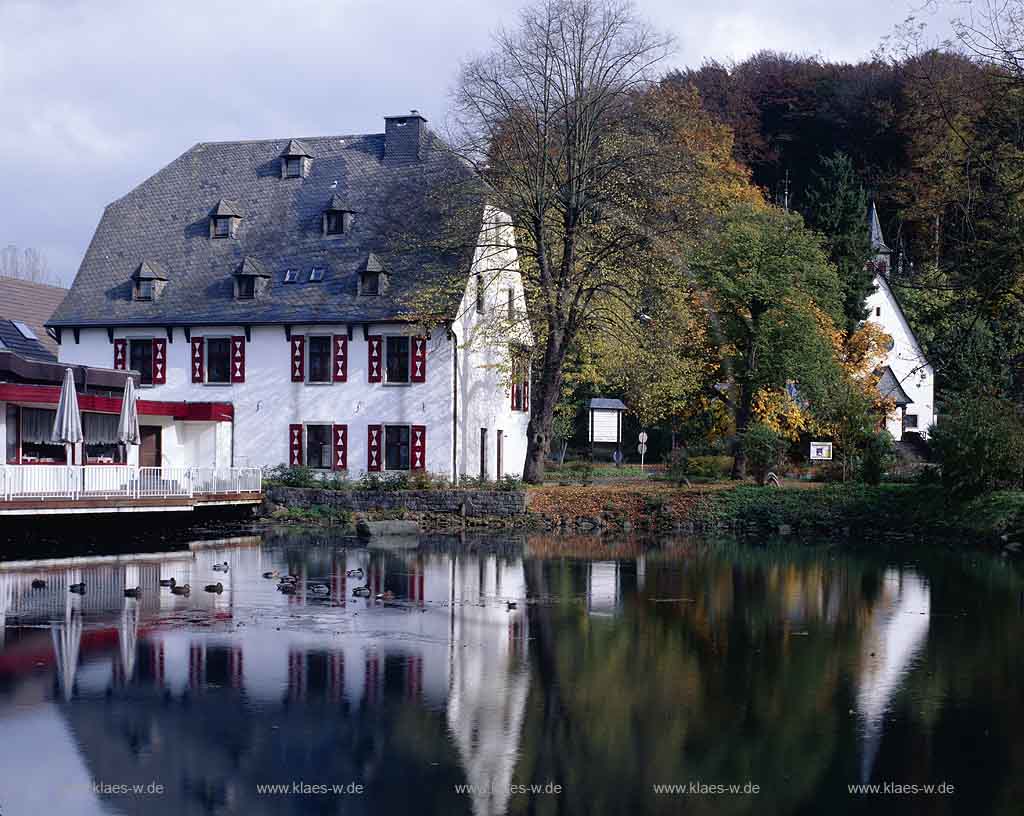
[{"x1": 50, "y1": 123, "x2": 483, "y2": 328}]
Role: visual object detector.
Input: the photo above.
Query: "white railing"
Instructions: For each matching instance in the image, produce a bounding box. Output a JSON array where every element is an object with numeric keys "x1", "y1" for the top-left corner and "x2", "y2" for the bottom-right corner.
[
  {"x1": 190, "y1": 466, "x2": 262, "y2": 494},
  {"x1": 0, "y1": 466, "x2": 262, "y2": 502}
]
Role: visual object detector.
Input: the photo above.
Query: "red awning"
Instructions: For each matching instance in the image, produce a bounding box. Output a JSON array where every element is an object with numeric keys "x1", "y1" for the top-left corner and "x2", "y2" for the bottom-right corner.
[{"x1": 0, "y1": 383, "x2": 233, "y2": 421}]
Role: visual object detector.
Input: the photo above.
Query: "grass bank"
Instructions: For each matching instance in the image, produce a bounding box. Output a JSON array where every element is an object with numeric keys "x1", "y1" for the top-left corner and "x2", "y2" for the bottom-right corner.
[
  {"x1": 527, "y1": 482, "x2": 1024, "y2": 546},
  {"x1": 692, "y1": 484, "x2": 1024, "y2": 544}
]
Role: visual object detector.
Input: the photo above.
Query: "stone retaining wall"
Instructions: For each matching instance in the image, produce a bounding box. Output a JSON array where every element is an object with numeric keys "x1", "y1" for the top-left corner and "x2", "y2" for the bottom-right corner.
[{"x1": 266, "y1": 486, "x2": 527, "y2": 518}]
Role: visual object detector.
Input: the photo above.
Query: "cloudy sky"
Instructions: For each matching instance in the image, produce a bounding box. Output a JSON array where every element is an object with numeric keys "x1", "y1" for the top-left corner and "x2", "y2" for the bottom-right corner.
[{"x1": 0, "y1": 0, "x2": 952, "y2": 285}]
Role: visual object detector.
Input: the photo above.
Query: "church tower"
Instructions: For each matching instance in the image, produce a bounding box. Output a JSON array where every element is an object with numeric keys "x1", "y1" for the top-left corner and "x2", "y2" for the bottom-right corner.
[{"x1": 864, "y1": 203, "x2": 937, "y2": 440}]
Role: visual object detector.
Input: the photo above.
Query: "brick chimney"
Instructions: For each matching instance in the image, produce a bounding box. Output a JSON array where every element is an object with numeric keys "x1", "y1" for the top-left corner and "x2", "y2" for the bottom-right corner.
[{"x1": 384, "y1": 110, "x2": 427, "y2": 161}]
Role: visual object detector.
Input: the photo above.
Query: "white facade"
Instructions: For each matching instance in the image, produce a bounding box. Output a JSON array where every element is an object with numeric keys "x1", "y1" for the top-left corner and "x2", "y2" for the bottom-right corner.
[
  {"x1": 865, "y1": 276, "x2": 936, "y2": 441},
  {"x1": 55, "y1": 214, "x2": 531, "y2": 480}
]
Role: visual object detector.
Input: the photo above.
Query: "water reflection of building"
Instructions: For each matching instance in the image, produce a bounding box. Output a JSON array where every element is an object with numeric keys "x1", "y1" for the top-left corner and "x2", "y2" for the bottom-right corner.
[
  {"x1": 447, "y1": 553, "x2": 530, "y2": 816},
  {"x1": 855, "y1": 568, "x2": 931, "y2": 783},
  {"x1": 0, "y1": 539, "x2": 532, "y2": 816}
]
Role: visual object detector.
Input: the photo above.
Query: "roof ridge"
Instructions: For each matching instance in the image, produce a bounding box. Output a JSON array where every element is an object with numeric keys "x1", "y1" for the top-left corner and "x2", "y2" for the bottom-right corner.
[
  {"x1": 195, "y1": 132, "x2": 381, "y2": 148},
  {"x1": 0, "y1": 274, "x2": 67, "y2": 292}
]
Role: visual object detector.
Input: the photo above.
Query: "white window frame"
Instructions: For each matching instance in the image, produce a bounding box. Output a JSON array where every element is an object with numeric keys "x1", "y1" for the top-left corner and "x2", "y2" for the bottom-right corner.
[
  {"x1": 204, "y1": 335, "x2": 233, "y2": 386},
  {"x1": 213, "y1": 217, "x2": 232, "y2": 238},
  {"x1": 305, "y1": 334, "x2": 333, "y2": 385},
  {"x1": 128, "y1": 337, "x2": 155, "y2": 387},
  {"x1": 325, "y1": 211, "x2": 345, "y2": 236},
  {"x1": 304, "y1": 422, "x2": 333, "y2": 470},
  {"x1": 383, "y1": 424, "x2": 412, "y2": 471},
  {"x1": 383, "y1": 335, "x2": 411, "y2": 386},
  {"x1": 236, "y1": 276, "x2": 256, "y2": 300}
]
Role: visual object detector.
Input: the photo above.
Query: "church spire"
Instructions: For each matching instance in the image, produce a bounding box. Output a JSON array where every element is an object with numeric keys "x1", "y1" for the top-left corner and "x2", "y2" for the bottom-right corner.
[{"x1": 868, "y1": 200, "x2": 890, "y2": 255}]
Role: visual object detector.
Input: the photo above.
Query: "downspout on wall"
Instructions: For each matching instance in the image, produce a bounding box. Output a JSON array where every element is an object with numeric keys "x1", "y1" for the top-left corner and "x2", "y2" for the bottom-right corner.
[{"x1": 450, "y1": 323, "x2": 458, "y2": 482}]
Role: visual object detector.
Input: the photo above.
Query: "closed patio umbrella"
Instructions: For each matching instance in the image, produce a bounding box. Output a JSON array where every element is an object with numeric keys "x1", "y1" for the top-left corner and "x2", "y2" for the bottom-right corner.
[
  {"x1": 117, "y1": 376, "x2": 140, "y2": 448},
  {"x1": 119, "y1": 604, "x2": 139, "y2": 682},
  {"x1": 51, "y1": 367, "x2": 83, "y2": 465}
]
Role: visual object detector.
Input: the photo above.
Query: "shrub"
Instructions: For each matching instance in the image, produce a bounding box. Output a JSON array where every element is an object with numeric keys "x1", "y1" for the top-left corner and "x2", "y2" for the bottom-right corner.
[
  {"x1": 357, "y1": 472, "x2": 410, "y2": 491},
  {"x1": 560, "y1": 460, "x2": 594, "y2": 484},
  {"x1": 740, "y1": 423, "x2": 785, "y2": 485},
  {"x1": 664, "y1": 448, "x2": 689, "y2": 484},
  {"x1": 930, "y1": 395, "x2": 1024, "y2": 495},
  {"x1": 266, "y1": 465, "x2": 318, "y2": 488},
  {"x1": 860, "y1": 430, "x2": 895, "y2": 486},
  {"x1": 320, "y1": 473, "x2": 352, "y2": 491},
  {"x1": 496, "y1": 474, "x2": 524, "y2": 491},
  {"x1": 688, "y1": 455, "x2": 734, "y2": 479}
]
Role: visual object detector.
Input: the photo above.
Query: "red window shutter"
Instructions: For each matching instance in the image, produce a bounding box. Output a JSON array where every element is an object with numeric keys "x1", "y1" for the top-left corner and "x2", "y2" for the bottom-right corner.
[
  {"x1": 231, "y1": 336, "x2": 245, "y2": 383},
  {"x1": 191, "y1": 337, "x2": 205, "y2": 382},
  {"x1": 411, "y1": 425, "x2": 426, "y2": 471},
  {"x1": 152, "y1": 338, "x2": 167, "y2": 384},
  {"x1": 411, "y1": 336, "x2": 427, "y2": 382},
  {"x1": 367, "y1": 424, "x2": 382, "y2": 471},
  {"x1": 332, "y1": 424, "x2": 348, "y2": 471},
  {"x1": 290, "y1": 336, "x2": 305, "y2": 382},
  {"x1": 289, "y1": 424, "x2": 303, "y2": 466},
  {"x1": 511, "y1": 382, "x2": 519, "y2": 411},
  {"x1": 332, "y1": 335, "x2": 348, "y2": 382},
  {"x1": 367, "y1": 335, "x2": 383, "y2": 383},
  {"x1": 114, "y1": 338, "x2": 127, "y2": 370},
  {"x1": 522, "y1": 374, "x2": 529, "y2": 412}
]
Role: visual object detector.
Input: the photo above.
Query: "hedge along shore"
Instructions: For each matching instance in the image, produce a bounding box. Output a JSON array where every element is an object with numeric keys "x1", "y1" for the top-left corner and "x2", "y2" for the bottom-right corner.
[
  {"x1": 263, "y1": 485, "x2": 532, "y2": 530},
  {"x1": 263, "y1": 483, "x2": 1024, "y2": 548}
]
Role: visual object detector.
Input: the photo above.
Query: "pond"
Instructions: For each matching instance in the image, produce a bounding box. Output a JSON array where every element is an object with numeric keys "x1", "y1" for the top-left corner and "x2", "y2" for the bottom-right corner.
[{"x1": 0, "y1": 528, "x2": 1021, "y2": 815}]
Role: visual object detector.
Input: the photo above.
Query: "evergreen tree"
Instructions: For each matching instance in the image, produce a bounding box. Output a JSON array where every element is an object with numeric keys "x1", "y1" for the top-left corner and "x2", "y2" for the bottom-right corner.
[{"x1": 801, "y1": 151, "x2": 875, "y2": 333}]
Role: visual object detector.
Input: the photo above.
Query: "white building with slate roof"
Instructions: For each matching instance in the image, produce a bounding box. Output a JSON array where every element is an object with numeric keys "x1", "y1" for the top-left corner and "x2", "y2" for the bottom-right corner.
[
  {"x1": 46, "y1": 113, "x2": 532, "y2": 479},
  {"x1": 865, "y1": 203, "x2": 936, "y2": 440}
]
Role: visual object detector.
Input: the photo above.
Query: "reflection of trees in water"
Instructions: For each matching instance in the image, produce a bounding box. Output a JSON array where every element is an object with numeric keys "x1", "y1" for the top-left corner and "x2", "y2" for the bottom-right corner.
[
  {"x1": 516, "y1": 549, "x2": 880, "y2": 815},
  {"x1": 7, "y1": 536, "x2": 1024, "y2": 815}
]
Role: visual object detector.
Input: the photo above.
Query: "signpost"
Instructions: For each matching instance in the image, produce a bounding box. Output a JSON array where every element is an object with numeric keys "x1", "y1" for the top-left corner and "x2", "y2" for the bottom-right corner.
[{"x1": 638, "y1": 431, "x2": 649, "y2": 470}]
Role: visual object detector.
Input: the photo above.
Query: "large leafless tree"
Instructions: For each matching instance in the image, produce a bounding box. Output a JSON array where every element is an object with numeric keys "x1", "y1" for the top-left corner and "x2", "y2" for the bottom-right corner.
[{"x1": 446, "y1": 0, "x2": 676, "y2": 483}]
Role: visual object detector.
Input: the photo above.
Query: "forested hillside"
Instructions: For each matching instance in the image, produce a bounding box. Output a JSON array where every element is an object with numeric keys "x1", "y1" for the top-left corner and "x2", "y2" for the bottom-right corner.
[{"x1": 675, "y1": 45, "x2": 1024, "y2": 408}]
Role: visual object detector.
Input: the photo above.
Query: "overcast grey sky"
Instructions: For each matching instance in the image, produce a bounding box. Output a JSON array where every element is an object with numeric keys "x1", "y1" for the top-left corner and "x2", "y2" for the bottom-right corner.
[{"x1": 0, "y1": 0, "x2": 950, "y2": 285}]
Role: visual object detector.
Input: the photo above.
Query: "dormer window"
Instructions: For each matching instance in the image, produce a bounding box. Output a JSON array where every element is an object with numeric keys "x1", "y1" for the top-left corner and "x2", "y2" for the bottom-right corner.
[
  {"x1": 309, "y1": 267, "x2": 325, "y2": 283},
  {"x1": 233, "y1": 256, "x2": 270, "y2": 300},
  {"x1": 280, "y1": 139, "x2": 312, "y2": 179},
  {"x1": 131, "y1": 260, "x2": 168, "y2": 302},
  {"x1": 362, "y1": 272, "x2": 380, "y2": 295},
  {"x1": 209, "y1": 199, "x2": 243, "y2": 239},
  {"x1": 322, "y1": 195, "x2": 355, "y2": 237},
  {"x1": 358, "y1": 253, "x2": 387, "y2": 296},
  {"x1": 283, "y1": 269, "x2": 298, "y2": 283},
  {"x1": 325, "y1": 212, "x2": 344, "y2": 235}
]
